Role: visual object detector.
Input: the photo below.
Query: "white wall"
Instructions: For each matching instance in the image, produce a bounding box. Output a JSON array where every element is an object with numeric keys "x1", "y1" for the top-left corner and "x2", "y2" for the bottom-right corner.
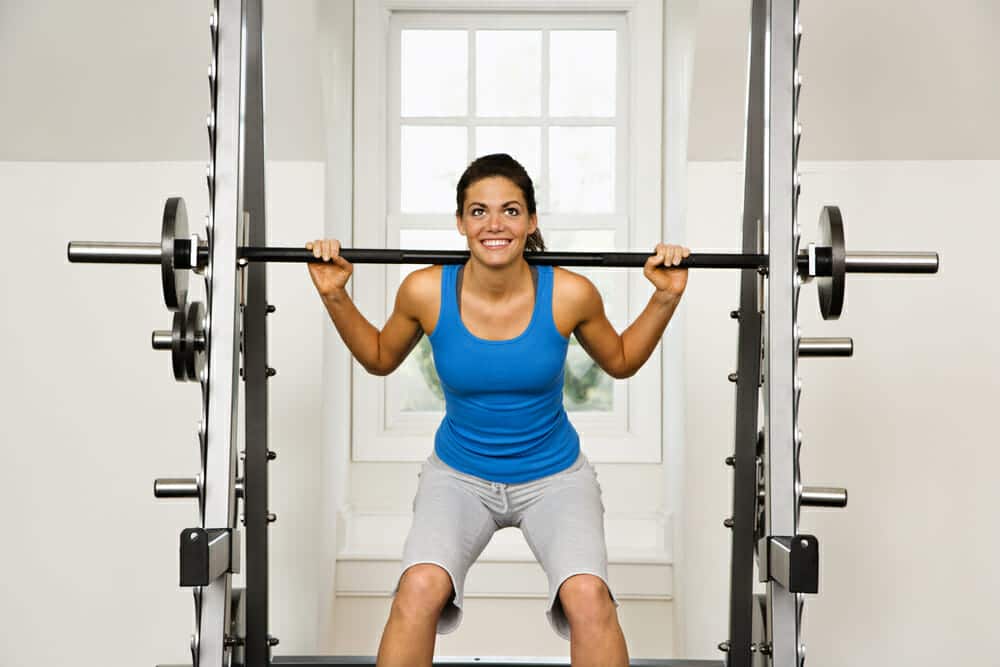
[
  {"x1": 681, "y1": 160, "x2": 1000, "y2": 665},
  {"x1": 0, "y1": 161, "x2": 326, "y2": 665}
]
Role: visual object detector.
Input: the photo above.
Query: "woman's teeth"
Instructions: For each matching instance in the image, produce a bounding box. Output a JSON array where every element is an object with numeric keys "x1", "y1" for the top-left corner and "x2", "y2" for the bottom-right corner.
[{"x1": 482, "y1": 239, "x2": 511, "y2": 249}]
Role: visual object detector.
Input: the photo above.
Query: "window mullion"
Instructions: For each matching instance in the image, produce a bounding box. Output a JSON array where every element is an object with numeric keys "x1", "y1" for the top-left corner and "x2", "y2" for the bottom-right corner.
[
  {"x1": 541, "y1": 28, "x2": 551, "y2": 214},
  {"x1": 467, "y1": 28, "x2": 476, "y2": 163}
]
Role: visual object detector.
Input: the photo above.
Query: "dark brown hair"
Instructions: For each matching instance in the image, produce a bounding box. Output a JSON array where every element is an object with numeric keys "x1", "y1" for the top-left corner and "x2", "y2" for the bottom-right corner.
[{"x1": 455, "y1": 153, "x2": 545, "y2": 252}]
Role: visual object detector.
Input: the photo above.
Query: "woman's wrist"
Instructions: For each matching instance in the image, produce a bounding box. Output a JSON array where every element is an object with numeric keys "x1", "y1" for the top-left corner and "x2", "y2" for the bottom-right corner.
[
  {"x1": 651, "y1": 289, "x2": 682, "y2": 307},
  {"x1": 321, "y1": 286, "x2": 351, "y2": 304}
]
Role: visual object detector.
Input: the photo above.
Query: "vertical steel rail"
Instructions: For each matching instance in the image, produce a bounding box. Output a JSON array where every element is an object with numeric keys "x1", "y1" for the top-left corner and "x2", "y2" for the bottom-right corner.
[
  {"x1": 725, "y1": 0, "x2": 768, "y2": 664},
  {"x1": 243, "y1": 0, "x2": 272, "y2": 665},
  {"x1": 763, "y1": 0, "x2": 800, "y2": 665},
  {"x1": 199, "y1": 0, "x2": 245, "y2": 664}
]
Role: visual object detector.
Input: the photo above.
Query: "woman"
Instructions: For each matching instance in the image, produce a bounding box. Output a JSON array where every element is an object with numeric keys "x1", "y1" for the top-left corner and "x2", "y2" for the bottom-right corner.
[{"x1": 307, "y1": 154, "x2": 690, "y2": 667}]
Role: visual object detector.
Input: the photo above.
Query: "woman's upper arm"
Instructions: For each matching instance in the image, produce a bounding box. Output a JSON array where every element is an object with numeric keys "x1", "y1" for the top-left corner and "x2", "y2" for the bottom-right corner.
[
  {"x1": 375, "y1": 267, "x2": 437, "y2": 374},
  {"x1": 559, "y1": 270, "x2": 629, "y2": 379}
]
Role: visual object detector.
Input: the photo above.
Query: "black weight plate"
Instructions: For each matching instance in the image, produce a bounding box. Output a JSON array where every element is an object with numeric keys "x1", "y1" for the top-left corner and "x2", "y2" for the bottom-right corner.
[
  {"x1": 170, "y1": 309, "x2": 188, "y2": 382},
  {"x1": 161, "y1": 197, "x2": 190, "y2": 311},
  {"x1": 817, "y1": 205, "x2": 846, "y2": 320},
  {"x1": 184, "y1": 301, "x2": 207, "y2": 382}
]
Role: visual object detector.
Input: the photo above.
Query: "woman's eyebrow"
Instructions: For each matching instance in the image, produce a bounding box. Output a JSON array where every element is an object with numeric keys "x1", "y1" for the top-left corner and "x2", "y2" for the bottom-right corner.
[{"x1": 468, "y1": 201, "x2": 522, "y2": 208}]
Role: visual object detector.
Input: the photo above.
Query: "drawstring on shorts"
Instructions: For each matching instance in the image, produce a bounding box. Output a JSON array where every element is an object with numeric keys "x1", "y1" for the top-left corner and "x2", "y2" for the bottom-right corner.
[{"x1": 490, "y1": 481, "x2": 510, "y2": 514}]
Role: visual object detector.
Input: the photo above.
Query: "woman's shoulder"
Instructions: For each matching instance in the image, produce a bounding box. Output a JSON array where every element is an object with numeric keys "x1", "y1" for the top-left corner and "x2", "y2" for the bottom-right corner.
[
  {"x1": 552, "y1": 266, "x2": 600, "y2": 304},
  {"x1": 397, "y1": 265, "x2": 442, "y2": 314},
  {"x1": 551, "y1": 267, "x2": 603, "y2": 334}
]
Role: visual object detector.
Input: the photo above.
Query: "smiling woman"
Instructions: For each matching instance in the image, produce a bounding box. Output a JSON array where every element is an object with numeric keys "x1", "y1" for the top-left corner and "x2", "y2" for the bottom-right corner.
[
  {"x1": 305, "y1": 152, "x2": 690, "y2": 666},
  {"x1": 454, "y1": 154, "x2": 547, "y2": 255}
]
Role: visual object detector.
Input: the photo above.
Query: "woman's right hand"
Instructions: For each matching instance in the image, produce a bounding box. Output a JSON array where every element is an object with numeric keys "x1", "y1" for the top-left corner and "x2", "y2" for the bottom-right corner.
[{"x1": 306, "y1": 239, "x2": 354, "y2": 296}]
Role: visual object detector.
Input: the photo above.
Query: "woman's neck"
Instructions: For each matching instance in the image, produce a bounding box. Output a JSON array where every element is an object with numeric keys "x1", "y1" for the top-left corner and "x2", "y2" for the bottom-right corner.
[{"x1": 463, "y1": 257, "x2": 533, "y2": 302}]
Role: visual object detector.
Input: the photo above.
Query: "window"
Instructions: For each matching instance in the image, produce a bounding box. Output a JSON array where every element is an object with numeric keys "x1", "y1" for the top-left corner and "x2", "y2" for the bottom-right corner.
[{"x1": 353, "y1": 1, "x2": 665, "y2": 463}]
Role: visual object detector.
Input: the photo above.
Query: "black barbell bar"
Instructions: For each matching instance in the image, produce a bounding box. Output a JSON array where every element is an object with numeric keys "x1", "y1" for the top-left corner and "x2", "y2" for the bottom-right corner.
[
  {"x1": 65, "y1": 241, "x2": 940, "y2": 274},
  {"x1": 67, "y1": 241, "x2": 770, "y2": 270}
]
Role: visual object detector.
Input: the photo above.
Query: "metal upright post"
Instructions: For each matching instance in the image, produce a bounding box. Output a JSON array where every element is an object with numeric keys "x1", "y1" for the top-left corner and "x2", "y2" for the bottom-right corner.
[
  {"x1": 762, "y1": 0, "x2": 800, "y2": 665},
  {"x1": 198, "y1": 0, "x2": 246, "y2": 664},
  {"x1": 725, "y1": 0, "x2": 768, "y2": 664},
  {"x1": 243, "y1": 0, "x2": 272, "y2": 665}
]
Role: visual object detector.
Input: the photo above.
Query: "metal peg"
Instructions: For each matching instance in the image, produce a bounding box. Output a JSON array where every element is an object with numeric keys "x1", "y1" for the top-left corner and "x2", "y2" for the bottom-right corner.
[{"x1": 800, "y1": 486, "x2": 848, "y2": 508}]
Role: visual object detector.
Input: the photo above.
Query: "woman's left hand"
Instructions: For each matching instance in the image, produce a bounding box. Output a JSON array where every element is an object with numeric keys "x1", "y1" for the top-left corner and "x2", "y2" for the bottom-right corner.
[{"x1": 644, "y1": 242, "x2": 691, "y2": 299}]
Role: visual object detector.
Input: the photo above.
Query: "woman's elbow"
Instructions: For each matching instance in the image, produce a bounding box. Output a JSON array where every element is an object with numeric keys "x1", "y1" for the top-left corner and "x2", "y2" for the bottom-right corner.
[
  {"x1": 604, "y1": 361, "x2": 635, "y2": 380},
  {"x1": 359, "y1": 358, "x2": 391, "y2": 376}
]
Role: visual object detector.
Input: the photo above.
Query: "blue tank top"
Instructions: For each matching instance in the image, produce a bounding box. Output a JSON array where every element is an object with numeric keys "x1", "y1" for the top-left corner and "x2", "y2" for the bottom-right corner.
[{"x1": 428, "y1": 264, "x2": 580, "y2": 483}]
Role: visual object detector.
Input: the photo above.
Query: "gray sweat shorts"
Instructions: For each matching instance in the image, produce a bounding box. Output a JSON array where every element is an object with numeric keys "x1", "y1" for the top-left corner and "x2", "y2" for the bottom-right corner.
[{"x1": 395, "y1": 451, "x2": 617, "y2": 639}]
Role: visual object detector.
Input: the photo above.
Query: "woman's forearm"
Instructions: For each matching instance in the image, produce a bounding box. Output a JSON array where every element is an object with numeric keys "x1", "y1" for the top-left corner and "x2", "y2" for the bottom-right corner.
[
  {"x1": 320, "y1": 287, "x2": 385, "y2": 374},
  {"x1": 619, "y1": 291, "x2": 682, "y2": 376}
]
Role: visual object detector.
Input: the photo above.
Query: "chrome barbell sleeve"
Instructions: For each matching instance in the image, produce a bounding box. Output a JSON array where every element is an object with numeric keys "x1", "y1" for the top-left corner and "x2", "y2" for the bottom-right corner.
[
  {"x1": 67, "y1": 241, "x2": 162, "y2": 264},
  {"x1": 800, "y1": 486, "x2": 848, "y2": 508},
  {"x1": 154, "y1": 477, "x2": 243, "y2": 499},
  {"x1": 798, "y1": 337, "x2": 853, "y2": 357},
  {"x1": 845, "y1": 252, "x2": 939, "y2": 274}
]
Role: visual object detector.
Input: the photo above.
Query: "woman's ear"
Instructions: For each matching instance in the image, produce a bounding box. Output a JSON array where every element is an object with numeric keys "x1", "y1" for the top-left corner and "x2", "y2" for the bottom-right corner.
[
  {"x1": 456, "y1": 214, "x2": 467, "y2": 237},
  {"x1": 528, "y1": 213, "x2": 538, "y2": 235}
]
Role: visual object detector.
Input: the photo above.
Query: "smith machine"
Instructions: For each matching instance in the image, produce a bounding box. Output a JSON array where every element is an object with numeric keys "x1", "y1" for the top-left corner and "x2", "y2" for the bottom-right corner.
[{"x1": 67, "y1": 0, "x2": 938, "y2": 665}]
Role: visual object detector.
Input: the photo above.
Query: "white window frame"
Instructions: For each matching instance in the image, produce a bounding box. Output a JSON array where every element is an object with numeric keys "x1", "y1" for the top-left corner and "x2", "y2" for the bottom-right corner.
[{"x1": 352, "y1": 0, "x2": 664, "y2": 463}]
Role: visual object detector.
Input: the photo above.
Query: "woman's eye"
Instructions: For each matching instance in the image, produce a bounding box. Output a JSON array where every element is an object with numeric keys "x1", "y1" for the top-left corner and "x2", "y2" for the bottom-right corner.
[{"x1": 506, "y1": 208, "x2": 519, "y2": 216}]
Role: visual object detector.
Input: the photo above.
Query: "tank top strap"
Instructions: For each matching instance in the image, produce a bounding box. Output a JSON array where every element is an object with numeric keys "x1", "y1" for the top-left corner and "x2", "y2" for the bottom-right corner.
[
  {"x1": 431, "y1": 264, "x2": 458, "y2": 340},
  {"x1": 535, "y1": 264, "x2": 559, "y2": 337}
]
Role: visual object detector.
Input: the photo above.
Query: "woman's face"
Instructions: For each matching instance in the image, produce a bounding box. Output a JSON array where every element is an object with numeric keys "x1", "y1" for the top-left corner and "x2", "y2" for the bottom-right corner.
[{"x1": 456, "y1": 176, "x2": 538, "y2": 267}]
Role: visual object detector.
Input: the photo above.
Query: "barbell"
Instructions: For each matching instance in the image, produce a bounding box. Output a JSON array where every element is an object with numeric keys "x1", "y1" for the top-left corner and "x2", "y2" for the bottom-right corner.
[{"x1": 67, "y1": 197, "x2": 938, "y2": 321}]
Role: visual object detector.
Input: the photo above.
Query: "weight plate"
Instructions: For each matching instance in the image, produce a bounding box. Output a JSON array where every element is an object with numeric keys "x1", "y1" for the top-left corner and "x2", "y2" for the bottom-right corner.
[
  {"x1": 170, "y1": 308, "x2": 189, "y2": 382},
  {"x1": 817, "y1": 205, "x2": 846, "y2": 320},
  {"x1": 184, "y1": 301, "x2": 208, "y2": 382},
  {"x1": 162, "y1": 197, "x2": 190, "y2": 311}
]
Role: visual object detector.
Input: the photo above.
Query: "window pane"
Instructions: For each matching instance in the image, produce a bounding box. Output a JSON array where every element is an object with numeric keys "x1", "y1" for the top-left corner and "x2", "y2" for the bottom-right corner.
[
  {"x1": 549, "y1": 127, "x2": 615, "y2": 213},
  {"x1": 475, "y1": 126, "x2": 542, "y2": 183},
  {"x1": 476, "y1": 31, "x2": 542, "y2": 117},
  {"x1": 401, "y1": 30, "x2": 468, "y2": 117},
  {"x1": 401, "y1": 126, "x2": 467, "y2": 213},
  {"x1": 549, "y1": 30, "x2": 616, "y2": 117}
]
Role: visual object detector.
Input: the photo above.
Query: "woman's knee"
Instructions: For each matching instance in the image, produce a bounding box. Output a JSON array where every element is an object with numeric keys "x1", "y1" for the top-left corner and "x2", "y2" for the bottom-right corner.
[
  {"x1": 558, "y1": 574, "x2": 616, "y2": 627},
  {"x1": 394, "y1": 563, "x2": 454, "y2": 615}
]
